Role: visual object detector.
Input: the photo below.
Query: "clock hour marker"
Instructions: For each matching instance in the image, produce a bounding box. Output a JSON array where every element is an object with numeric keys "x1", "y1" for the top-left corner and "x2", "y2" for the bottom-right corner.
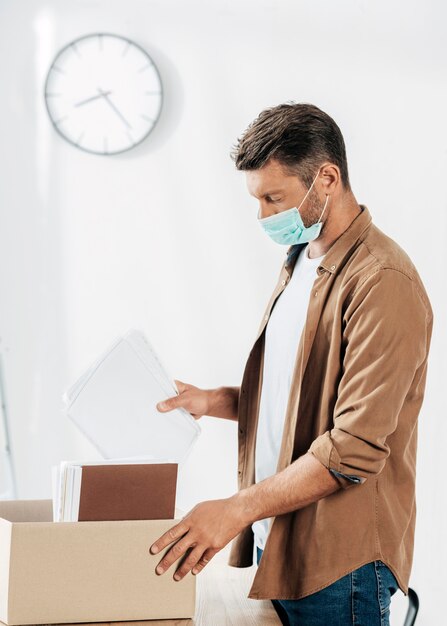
[
  {"x1": 122, "y1": 40, "x2": 131, "y2": 57},
  {"x1": 103, "y1": 137, "x2": 108, "y2": 153},
  {"x1": 45, "y1": 92, "x2": 61, "y2": 97},
  {"x1": 51, "y1": 65, "x2": 66, "y2": 75},
  {"x1": 145, "y1": 90, "x2": 161, "y2": 95},
  {"x1": 138, "y1": 62, "x2": 153, "y2": 73},
  {"x1": 141, "y1": 114, "x2": 154, "y2": 123},
  {"x1": 98, "y1": 34, "x2": 103, "y2": 51}
]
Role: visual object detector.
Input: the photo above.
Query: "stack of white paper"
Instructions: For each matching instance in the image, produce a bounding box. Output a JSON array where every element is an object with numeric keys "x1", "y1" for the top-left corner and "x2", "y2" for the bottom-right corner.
[{"x1": 63, "y1": 329, "x2": 201, "y2": 464}]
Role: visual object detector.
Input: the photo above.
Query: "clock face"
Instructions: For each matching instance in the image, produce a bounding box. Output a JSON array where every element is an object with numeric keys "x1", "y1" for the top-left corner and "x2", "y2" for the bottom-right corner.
[{"x1": 44, "y1": 33, "x2": 163, "y2": 155}]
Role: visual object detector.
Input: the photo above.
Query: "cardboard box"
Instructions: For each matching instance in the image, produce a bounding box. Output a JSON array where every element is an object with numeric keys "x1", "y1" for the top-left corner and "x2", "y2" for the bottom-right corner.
[{"x1": 0, "y1": 499, "x2": 196, "y2": 625}]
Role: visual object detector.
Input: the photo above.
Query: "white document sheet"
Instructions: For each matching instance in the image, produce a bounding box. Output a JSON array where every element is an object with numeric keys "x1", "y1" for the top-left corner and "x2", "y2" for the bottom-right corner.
[{"x1": 63, "y1": 329, "x2": 201, "y2": 464}]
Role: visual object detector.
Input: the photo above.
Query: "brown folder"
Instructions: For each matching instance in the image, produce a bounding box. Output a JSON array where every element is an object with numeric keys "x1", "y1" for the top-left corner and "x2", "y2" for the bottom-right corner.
[{"x1": 77, "y1": 463, "x2": 178, "y2": 521}]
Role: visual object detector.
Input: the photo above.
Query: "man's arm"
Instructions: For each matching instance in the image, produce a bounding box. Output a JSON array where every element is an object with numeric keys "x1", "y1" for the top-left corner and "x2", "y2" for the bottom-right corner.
[
  {"x1": 148, "y1": 451, "x2": 342, "y2": 581},
  {"x1": 231, "y1": 451, "x2": 340, "y2": 526},
  {"x1": 207, "y1": 386, "x2": 240, "y2": 421},
  {"x1": 307, "y1": 268, "x2": 430, "y2": 485}
]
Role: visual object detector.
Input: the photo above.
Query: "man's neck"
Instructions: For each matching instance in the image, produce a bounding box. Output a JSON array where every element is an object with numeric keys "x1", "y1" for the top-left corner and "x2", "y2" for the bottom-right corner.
[{"x1": 307, "y1": 192, "x2": 362, "y2": 259}]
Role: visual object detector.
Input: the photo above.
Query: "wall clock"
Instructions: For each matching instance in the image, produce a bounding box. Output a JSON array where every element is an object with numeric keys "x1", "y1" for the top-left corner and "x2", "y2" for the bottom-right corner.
[{"x1": 44, "y1": 33, "x2": 163, "y2": 155}]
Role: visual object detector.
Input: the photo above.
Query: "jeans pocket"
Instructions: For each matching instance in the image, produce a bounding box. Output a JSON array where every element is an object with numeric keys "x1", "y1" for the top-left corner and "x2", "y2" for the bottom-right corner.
[
  {"x1": 374, "y1": 560, "x2": 399, "y2": 619},
  {"x1": 377, "y1": 561, "x2": 399, "y2": 592}
]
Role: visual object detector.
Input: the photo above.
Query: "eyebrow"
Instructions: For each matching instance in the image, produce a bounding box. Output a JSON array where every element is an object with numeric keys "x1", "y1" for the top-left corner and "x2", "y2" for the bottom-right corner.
[
  {"x1": 263, "y1": 190, "x2": 284, "y2": 197},
  {"x1": 251, "y1": 189, "x2": 284, "y2": 198}
]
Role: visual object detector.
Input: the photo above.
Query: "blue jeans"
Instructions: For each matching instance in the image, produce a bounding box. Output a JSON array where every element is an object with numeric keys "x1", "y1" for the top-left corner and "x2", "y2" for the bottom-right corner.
[{"x1": 256, "y1": 546, "x2": 399, "y2": 626}]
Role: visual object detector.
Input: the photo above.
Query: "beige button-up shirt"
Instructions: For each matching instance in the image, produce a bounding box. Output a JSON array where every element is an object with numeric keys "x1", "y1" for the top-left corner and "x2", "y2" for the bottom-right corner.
[{"x1": 228, "y1": 205, "x2": 433, "y2": 601}]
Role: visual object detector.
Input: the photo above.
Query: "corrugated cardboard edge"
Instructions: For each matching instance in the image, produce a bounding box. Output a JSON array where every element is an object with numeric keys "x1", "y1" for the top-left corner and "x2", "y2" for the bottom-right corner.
[{"x1": 0, "y1": 518, "x2": 12, "y2": 624}]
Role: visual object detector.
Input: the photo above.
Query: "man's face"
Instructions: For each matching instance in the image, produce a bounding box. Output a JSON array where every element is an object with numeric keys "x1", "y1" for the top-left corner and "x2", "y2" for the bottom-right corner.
[{"x1": 245, "y1": 158, "x2": 323, "y2": 228}]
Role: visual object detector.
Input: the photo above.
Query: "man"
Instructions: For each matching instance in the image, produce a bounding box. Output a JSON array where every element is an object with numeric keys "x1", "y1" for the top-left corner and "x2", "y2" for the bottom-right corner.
[{"x1": 150, "y1": 103, "x2": 433, "y2": 626}]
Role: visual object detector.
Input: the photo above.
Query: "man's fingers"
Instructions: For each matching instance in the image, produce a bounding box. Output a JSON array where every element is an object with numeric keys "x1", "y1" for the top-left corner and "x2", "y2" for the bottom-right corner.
[
  {"x1": 191, "y1": 548, "x2": 218, "y2": 575},
  {"x1": 150, "y1": 522, "x2": 188, "y2": 555},
  {"x1": 173, "y1": 379, "x2": 188, "y2": 393},
  {"x1": 153, "y1": 537, "x2": 193, "y2": 575},
  {"x1": 172, "y1": 545, "x2": 206, "y2": 581},
  {"x1": 156, "y1": 394, "x2": 181, "y2": 412},
  {"x1": 156, "y1": 380, "x2": 191, "y2": 412}
]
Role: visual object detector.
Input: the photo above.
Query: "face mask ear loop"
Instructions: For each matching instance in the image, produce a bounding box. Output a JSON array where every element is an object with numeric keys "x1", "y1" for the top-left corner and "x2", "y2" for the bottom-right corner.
[
  {"x1": 297, "y1": 170, "x2": 319, "y2": 210},
  {"x1": 317, "y1": 194, "x2": 329, "y2": 225}
]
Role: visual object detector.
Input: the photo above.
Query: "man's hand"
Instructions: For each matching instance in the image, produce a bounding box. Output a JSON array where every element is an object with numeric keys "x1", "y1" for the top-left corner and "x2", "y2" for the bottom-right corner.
[
  {"x1": 156, "y1": 379, "x2": 212, "y2": 421},
  {"x1": 156, "y1": 379, "x2": 240, "y2": 422},
  {"x1": 149, "y1": 496, "x2": 246, "y2": 581}
]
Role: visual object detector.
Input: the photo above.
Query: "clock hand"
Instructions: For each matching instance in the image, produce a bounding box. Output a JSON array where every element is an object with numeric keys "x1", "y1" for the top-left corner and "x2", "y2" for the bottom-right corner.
[
  {"x1": 97, "y1": 88, "x2": 132, "y2": 129},
  {"x1": 74, "y1": 90, "x2": 112, "y2": 107}
]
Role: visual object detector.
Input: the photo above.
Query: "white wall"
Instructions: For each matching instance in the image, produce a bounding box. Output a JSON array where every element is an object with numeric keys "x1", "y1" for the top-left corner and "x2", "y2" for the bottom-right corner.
[{"x1": 0, "y1": 0, "x2": 445, "y2": 623}]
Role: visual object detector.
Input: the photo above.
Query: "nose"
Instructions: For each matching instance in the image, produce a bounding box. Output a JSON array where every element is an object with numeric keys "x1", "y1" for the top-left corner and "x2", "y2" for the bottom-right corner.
[{"x1": 257, "y1": 202, "x2": 274, "y2": 220}]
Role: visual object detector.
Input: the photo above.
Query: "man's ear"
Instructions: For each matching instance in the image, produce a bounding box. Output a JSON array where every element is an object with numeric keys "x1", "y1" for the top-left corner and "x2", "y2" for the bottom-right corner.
[{"x1": 319, "y1": 163, "x2": 340, "y2": 195}]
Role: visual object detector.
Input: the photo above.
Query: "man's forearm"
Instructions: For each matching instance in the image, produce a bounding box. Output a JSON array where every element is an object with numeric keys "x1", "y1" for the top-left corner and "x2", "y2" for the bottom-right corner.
[
  {"x1": 231, "y1": 452, "x2": 341, "y2": 525},
  {"x1": 207, "y1": 386, "x2": 239, "y2": 421}
]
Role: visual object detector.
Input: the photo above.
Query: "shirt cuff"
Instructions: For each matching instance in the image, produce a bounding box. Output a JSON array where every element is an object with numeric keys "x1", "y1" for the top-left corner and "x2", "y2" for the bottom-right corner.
[
  {"x1": 308, "y1": 432, "x2": 367, "y2": 490},
  {"x1": 329, "y1": 468, "x2": 366, "y2": 487}
]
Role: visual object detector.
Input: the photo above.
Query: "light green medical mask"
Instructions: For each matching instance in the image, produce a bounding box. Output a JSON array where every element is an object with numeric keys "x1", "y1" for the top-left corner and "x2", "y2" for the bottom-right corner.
[{"x1": 257, "y1": 169, "x2": 329, "y2": 245}]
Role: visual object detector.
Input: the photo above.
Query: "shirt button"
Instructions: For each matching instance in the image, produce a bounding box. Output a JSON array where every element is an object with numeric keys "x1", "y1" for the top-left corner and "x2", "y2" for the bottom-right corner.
[
  {"x1": 264, "y1": 314, "x2": 269, "y2": 321},
  {"x1": 281, "y1": 279, "x2": 286, "y2": 286},
  {"x1": 330, "y1": 264, "x2": 336, "y2": 271},
  {"x1": 314, "y1": 291, "x2": 318, "y2": 297}
]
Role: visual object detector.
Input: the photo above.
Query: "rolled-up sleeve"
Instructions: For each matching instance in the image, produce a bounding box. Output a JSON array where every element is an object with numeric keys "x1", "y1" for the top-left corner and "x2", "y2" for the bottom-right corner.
[{"x1": 308, "y1": 267, "x2": 430, "y2": 489}]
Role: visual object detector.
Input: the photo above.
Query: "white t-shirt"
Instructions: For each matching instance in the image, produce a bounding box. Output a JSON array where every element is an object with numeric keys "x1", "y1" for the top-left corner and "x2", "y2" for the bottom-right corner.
[{"x1": 252, "y1": 244, "x2": 325, "y2": 550}]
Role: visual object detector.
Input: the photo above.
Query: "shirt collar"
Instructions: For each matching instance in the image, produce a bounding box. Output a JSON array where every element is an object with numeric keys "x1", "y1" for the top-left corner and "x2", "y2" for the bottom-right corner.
[{"x1": 285, "y1": 205, "x2": 372, "y2": 275}]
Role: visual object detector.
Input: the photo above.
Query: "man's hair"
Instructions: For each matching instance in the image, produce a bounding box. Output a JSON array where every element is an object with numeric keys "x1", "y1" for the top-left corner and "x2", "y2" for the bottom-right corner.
[{"x1": 230, "y1": 102, "x2": 351, "y2": 190}]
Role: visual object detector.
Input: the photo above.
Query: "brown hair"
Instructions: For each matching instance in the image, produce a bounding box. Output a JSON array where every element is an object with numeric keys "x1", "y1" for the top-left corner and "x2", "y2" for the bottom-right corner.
[{"x1": 230, "y1": 102, "x2": 351, "y2": 190}]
